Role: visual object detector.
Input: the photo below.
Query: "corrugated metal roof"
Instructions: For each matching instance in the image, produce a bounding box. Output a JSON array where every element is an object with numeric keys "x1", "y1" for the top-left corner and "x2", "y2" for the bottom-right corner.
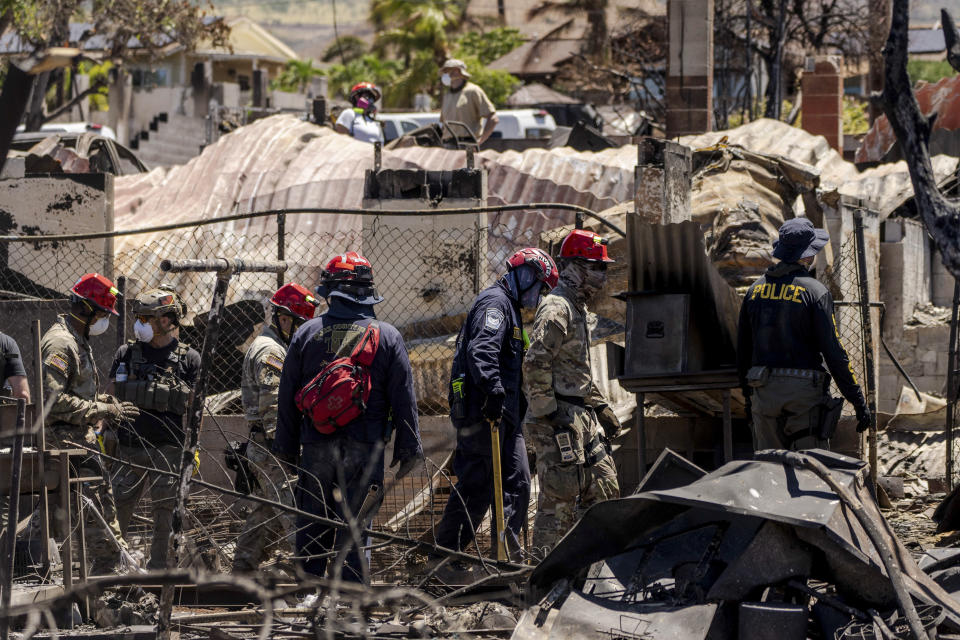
[
  {"x1": 506, "y1": 83, "x2": 579, "y2": 106},
  {"x1": 856, "y1": 73, "x2": 960, "y2": 164},
  {"x1": 909, "y1": 27, "x2": 946, "y2": 54}
]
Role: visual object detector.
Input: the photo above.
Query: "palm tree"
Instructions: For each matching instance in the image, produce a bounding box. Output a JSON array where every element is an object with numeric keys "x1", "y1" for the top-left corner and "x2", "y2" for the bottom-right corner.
[
  {"x1": 370, "y1": 0, "x2": 468, "y2": 68},
  {"x1": 275, "y1": 59, "x2": 321, "y2": 94}
]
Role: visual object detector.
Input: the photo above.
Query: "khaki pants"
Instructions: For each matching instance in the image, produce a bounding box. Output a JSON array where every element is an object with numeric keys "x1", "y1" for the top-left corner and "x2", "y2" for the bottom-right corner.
[
  {"x1": 752, "y1": 374, "x2": 828, "y2": 451},
  {"x1": 112, "y1": 442, "x2": 181, "y2": 570},
  {"x1": 524, "y1": 401, "x2": 619, "y2": 556},
  {"x1": 232, "y1": 432, "x2": 296, "y2": 571}
]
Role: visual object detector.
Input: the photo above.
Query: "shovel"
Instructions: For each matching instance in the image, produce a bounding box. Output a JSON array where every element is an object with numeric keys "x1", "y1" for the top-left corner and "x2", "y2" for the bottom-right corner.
[{"x1": 488, "y1": 418, "x2": 508, "y2": 562}]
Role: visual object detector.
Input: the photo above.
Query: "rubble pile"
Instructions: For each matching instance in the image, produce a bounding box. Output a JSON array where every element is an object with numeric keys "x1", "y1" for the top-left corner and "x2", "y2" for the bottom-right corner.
[{"x1": 514, "y1": 449, "x2": 960, "y2": 640}]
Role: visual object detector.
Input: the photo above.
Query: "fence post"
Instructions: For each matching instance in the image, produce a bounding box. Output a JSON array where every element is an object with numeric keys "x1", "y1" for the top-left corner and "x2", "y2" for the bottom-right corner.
[
  {"x1": 946, "y1": 279, "x2": 960, "y2": 490},
  {"x1": 853, "y1": 210, "x2": 877, "y2": 488},
  {"x1": 277, "y1": 213, "x2": 286, "y2": 288},
  {"x1": 116, "y1": 275, "x2": 127, "y2": 349}
]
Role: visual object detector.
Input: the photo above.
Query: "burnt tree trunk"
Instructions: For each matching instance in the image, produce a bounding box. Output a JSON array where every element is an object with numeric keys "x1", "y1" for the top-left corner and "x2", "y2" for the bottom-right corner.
[{"x1": 880, "y1": 1, "x2": 960, "y2": 277}]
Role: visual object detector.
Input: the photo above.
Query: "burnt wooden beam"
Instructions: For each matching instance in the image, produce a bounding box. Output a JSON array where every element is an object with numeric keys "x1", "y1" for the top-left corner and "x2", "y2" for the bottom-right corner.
[{"x1": 880, "y1": 1, "x2": 960, "y2": 277}]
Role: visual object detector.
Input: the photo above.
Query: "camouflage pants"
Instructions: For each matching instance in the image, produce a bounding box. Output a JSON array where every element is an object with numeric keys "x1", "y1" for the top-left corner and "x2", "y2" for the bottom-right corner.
[
  {"x1": 112, "y1": 442, "x2": 180, "y2": 570},
  {"x1": 525, "y1": 401, "x2": 619, "y2": 554},
  {"x1": 29, "y1": 425, "x2": 126, "y2": 574},
  {"x1": 233, "y1": 432, "x2": 296, "y2": 571},
  {"x1": 752, "y1": 374, "x2": 828, "y2": 451}
]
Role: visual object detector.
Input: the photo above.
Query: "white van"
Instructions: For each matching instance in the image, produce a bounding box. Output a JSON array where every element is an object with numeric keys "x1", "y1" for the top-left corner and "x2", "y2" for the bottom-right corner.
[
  {"x1": 379, "y1": 108, "x2": 556, "y2": 142},
  {"x1": 492, "y1": 109, "x2": 556, "y2": 139}
]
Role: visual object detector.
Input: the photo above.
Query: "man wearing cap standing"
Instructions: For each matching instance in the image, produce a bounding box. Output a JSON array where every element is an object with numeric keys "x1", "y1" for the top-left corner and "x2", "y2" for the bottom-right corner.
[
  {"x1": 233, "y1": 283, "x2": 318, "y2": 573},
  {"x1": 523, "y1": 230, "x2": 622, "y2": 554},
  {"x1": 737, "y1": 218, "x2": 871, "y2": 451},
  {"x1": 439, "y1": 58, "x2": 499, "y2": 146},
  {"x1": 36, "y1": 273, "x2": 139, "y2": 573}
]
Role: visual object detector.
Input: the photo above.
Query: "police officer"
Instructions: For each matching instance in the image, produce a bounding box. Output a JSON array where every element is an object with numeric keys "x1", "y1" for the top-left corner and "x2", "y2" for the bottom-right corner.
[
  {"x1": 737, "y1": 218, "x2": 871, "y2": 450},
  {"x1": 0, "y1": 332, "x2": 30, "y2": 401},
  {"x1": 36, "y1": 273, "x2": 138, "y2": 574},
  {"x1": 232, "y1": 283, "x2": 318, "y2": 573},
  {"x1": 108, "y1": 285, "x2": 200, "y2": 570},
  {"x1": 523, "y1": 230, "x2": 622, "y2": 554},
  {"x1": 274, "y1": 252, "x2": 423, "y2": 583},
  {"x1": 435, "y1": 248, "x2": 558, "y2": 562}
]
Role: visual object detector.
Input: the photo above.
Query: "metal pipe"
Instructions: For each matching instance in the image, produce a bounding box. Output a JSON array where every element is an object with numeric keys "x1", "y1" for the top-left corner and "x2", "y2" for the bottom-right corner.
[
  {"x1": 160, "y1": 258, "x2": 287, "y2": 275},
  {"x1": 156, "y1": 256, "x2": 290, "y2": 639},
  {"x1": 489, "y1": 418, "x2": 507, "y2": 562},
  {"x1": 32, "y1": 320, "x2": 50, "y2": 579},
  {"x1": 756, "y1": 450, "x2": 931, "y2": 640},
  {"x1": 947, "y1": 278, "x2": 960, "y2": 489},
  {"x1": 854, "y1": 210, "x2": 878, "y2": 488},
  {"x1": 0, "y1": 399, "x2": 26, "y2": 640},
  {"x1": 0, "y1": 203, "x2": 627, "y2": 242}
]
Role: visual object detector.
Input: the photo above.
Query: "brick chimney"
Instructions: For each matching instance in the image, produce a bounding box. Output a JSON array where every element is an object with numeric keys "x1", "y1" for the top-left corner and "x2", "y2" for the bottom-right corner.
[
  {"x1": 801, "y1": 56, "x2": 844, "y2": 152},
  {"x1": 666, "y1": 0, "x2": 714, "y2": 138}
]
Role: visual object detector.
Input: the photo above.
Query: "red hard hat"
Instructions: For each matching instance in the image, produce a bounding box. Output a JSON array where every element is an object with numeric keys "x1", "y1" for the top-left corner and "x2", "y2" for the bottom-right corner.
[
  {"x1": 507, "y1": 247, "x2": 559, "y2": 290},
  {"x1": 322, "y1": 251, "x2": 374, "y2": 283},
  {"x1": 558, "y1": 229, "x2": 614, "y2": 263},
  {"x1": 320, "y1": 251, "x2": 384, "y2": 305},
  {"x1": 70, "y1": 273, "x2": 120, "y2": 315},
  {"x1": 270, "y1": 282, "x2": 319, "y2": 321},
  {"x1": 349, "y1": 82, "x2": 381, "y2": 102}
]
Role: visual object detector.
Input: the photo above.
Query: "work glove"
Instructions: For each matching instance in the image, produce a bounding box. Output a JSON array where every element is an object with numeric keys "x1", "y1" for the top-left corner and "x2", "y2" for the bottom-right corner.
[
  {"x1": 92, "y1": 399, "x2": 140, "y2": 423},
  {"x1": 526, "y1": 444, "x2": 537, "y2": 475},
  {"x1": 855, "y1": 405, "x2": 873, "y2": 433},
  {"x1": 595, "y1": 404, "x2": 623, "y2": 440},
  {"x1": 482, "y1": 392, "x2": 504, "y2": 422},
  {"x1": 391, "y1": 453, "x2": 423, "y2": 480}
]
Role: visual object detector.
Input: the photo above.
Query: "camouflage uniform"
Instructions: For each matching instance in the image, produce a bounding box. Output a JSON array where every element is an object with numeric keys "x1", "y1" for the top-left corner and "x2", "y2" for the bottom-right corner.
[
  {"x1": 232, "y1": 325, "x2": 297, "y2": 571},
  {"x1": 522, "y1": 282, "x2": 619, "y2": 553},
  {"x1": 34, "y1": 315, "x2": 126, "y2": 573}
]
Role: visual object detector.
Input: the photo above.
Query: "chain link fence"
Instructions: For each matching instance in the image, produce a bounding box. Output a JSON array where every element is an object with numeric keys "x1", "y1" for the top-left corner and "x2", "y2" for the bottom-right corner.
[{"x1": 1, "y1": 209, "x2": 590, "y2": 576}]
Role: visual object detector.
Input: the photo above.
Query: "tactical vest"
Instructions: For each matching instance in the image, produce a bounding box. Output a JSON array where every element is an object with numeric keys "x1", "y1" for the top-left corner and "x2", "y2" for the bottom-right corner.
[{"x1": 114, "y1": 340, "x2": 192, "y2": 415}]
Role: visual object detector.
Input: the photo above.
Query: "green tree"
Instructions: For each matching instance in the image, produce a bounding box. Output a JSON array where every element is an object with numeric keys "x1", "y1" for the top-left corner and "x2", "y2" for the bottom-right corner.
[
  {"x1": 4, "y1": 0, "x2": 230, "y2": 130},
  {"x1": 322, "y1": 35, "x2": 368, "y2": 64},
  {"x1": 370, "y1": 0, "x2": 465, "y2": 67},
  {"x1": 456, "y1": 27, "x2": 523, "y2": 65},
  {"x1": 271, "y1": 59, "x2": 322, "y2": 93},
  {"x1": 460, "y1": 55, "x2": 519, "y2": 107},
  {"x1": 326, "y1": 54, "x2": 403, "y2": 103},
  {"x1": 907, "y1": 59, "x2": 958, "y2": 85}
]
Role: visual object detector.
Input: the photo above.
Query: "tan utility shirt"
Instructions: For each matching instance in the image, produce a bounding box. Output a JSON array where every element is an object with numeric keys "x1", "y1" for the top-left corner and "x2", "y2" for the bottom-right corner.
[
  {"x1": 440, "y1": 82, "x2": 495, "y2": 139},
  {"x1": 41, "y1": 315, "x2": 100, "y2": 426},
  {"x1": 241, "y1": 324, "x2": 286, "y2": 435}
]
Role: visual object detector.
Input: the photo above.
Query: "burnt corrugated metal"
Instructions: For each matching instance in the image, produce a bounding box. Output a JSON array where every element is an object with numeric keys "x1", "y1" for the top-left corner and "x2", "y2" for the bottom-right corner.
[{"x1": 630, "y1": 220, "x2": 741, "y2": 370}]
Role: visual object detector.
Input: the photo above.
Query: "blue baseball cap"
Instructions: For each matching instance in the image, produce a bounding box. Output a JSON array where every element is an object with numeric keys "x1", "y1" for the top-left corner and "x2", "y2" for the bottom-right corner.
[{"x1": 772, "y1": 218, "x2": 829, "y2": 262}]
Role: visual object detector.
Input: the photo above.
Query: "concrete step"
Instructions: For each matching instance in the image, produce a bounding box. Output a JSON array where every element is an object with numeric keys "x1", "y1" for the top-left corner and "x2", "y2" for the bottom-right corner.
[{"x1": 137, "y1": 137, "x2": 202, "y2": 158}]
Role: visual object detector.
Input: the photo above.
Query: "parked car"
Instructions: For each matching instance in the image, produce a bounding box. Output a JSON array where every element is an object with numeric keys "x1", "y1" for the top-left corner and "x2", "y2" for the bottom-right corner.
[
  {"x1": 380, "y1": 108, "x2": 558, "y2": 143},
  {"x1": 491, "y1": 109, "x2": 557, "y2": 140},
  {"x1": 16, "y1": 121, "x2": 118, "y2": 141},
  {"x1": 10, "y1": 131, "x2": 148, "y2": 176}
]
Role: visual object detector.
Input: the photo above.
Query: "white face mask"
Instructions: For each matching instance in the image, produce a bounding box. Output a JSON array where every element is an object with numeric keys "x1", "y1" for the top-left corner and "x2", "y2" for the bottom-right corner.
[
  {"x1": 133, "y1": 319, "x2": 154, "y2": 342},
  {"x1": 440, "y1": 73, "x2": 452, "y2": 87},
  {"x1": 88, "y1": 316, "x2": 110, "y2": 336}
]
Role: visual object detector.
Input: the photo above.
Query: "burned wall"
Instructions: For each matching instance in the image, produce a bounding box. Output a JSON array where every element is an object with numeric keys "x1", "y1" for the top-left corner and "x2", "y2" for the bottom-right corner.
[{"x1": 0, "y1": 174, "x2": 115, "y2": 298}]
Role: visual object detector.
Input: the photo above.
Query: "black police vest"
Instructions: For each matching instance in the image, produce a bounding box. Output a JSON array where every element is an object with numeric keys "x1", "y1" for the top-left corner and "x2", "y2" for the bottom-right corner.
[{"x1": 114, "y1": 340, "x2": 192, "y2": 415}]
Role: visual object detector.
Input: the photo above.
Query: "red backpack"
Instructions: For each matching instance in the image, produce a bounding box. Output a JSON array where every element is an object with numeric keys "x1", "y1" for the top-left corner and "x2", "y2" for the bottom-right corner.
[{"x1": 294, "y1": 321, "x2": 381, "y2": 434}]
